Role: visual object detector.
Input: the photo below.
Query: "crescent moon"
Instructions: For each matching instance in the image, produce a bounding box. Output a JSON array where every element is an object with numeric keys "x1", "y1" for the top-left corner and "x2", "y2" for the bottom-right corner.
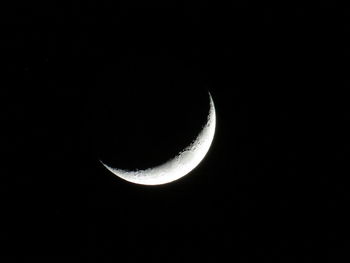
[{"x1": 100, "y1": 92, "x2": 216, "y2": 185}]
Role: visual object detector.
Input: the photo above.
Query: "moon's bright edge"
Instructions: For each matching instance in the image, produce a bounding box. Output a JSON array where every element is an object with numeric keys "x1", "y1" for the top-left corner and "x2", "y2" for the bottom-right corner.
[{"x1": 100, "y1": 92, "x2": 216, "y2": 185}]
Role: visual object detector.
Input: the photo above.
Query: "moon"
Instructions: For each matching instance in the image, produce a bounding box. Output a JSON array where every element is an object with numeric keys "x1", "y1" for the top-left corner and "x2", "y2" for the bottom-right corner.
[{"x1": 100, "y1": 92, "x2": 216, "y2": 185}]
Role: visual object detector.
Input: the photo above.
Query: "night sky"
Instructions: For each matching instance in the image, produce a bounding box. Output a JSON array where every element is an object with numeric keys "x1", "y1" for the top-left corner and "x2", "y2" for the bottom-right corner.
[{"x1": 1, "y1": 6, "x2": 349, "y2": 262}]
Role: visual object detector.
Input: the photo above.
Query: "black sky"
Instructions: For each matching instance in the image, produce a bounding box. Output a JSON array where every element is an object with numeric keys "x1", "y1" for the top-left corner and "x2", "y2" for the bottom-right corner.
[{"x1": 1, "y1": 6, "x2": 349, "y2": 262}]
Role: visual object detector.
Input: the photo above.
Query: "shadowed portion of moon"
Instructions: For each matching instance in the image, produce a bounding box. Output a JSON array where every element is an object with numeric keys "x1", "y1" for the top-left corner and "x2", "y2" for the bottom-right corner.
[{"x1": 100, "y1": 92, "x2": 216, "y2": 185}]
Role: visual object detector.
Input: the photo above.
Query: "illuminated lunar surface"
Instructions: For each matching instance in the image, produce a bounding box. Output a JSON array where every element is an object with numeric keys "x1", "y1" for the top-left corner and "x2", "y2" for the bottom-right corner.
[{"x1": 100, "y1": 92, "x2": 216, "y2": 185}]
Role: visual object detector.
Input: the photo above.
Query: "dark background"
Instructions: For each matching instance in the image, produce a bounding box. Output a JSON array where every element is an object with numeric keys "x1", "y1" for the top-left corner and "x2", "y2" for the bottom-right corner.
[{"x1": 1, "y1": 5, "x2": 349, "y2": 262}]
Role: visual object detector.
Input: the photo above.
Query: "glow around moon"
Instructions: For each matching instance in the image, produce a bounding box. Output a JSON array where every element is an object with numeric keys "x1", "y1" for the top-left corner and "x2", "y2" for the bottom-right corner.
[{"x1": 100, "y1": 92, "x2": 216, "y2": 185}]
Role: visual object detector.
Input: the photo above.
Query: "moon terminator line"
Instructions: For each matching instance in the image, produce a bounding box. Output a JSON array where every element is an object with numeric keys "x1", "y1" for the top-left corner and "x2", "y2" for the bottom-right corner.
[{"x1": 100, "y1": 92, "x2": 216, "y2": 185}]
